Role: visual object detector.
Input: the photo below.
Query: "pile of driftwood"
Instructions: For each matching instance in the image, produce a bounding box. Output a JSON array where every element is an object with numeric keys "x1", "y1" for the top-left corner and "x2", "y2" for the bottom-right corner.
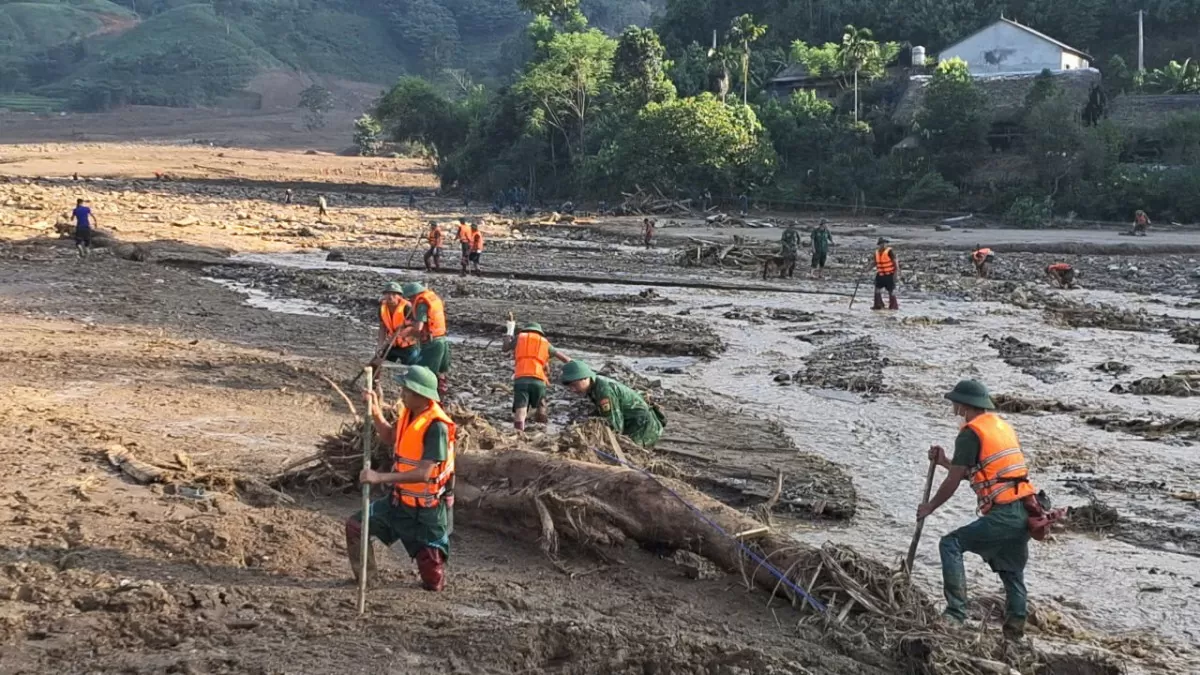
[
  {"x1": 616, "y1": 186, "x2": 691, "y2": 215},
  {"x1": 1111, "y1": 371, "x2": 1200, "y2": 397},
  {"x1": 677, "y1": 236, "x2": 774, "y2": 268}
]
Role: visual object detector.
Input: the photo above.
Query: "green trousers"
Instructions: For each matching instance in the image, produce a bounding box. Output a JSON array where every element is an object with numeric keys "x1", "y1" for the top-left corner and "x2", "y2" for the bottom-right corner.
[{"x1": 939, "y1": 500, "x2": 1030, "y2": 635}]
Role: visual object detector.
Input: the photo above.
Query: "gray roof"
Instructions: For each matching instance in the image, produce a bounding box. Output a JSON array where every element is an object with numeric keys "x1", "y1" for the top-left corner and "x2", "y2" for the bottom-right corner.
[
  {"x1": 893, "y1": 67, "x2": 1100, "y2": 126},
  {"x1": 943, "y1": 17, "x2": 1092, "y2": 61}
]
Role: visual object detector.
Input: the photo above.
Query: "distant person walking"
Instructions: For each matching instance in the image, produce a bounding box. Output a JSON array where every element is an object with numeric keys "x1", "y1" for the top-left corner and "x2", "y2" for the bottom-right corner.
[
  {"x1": 317, "y1": 194, "x2": 329, "y2": 217},
  {"x1": 424, "y1": 221, "x2": 444, "y2": 272},
  {"x1": 455, "y1": 219, "x2": 471, "y2": 269},
  {"x1": 465, "y1": 223, "x2": 484, "y2": 276},
  {"x1": 71, "y1": 198, "x2": 95, "y2": 258},
  {"x1": 642, "y1": 218, "x2": 655, "y2": 249},
  {"x1": 869, "y1": 237, "x2": 899, "y2": 310},
  {"x1": 284, "y1": 189, "x2": 293, "y2": 204},
  {"x1": 810, "y1": 219, "x2": 834, "y2": 279}
]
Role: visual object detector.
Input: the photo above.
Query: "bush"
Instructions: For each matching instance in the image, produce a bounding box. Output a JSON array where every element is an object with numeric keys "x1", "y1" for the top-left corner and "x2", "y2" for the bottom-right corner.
[
  {"x1": 900, "y1": 171, "x2": 958, "y2": 210},
  {"x1": 1005, "y1": 196, "x2": 1053, "y2": 227}
]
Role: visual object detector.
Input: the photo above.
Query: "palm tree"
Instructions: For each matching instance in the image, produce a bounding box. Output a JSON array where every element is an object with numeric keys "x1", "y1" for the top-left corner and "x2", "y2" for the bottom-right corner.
[
  {"x1": 707, "y1": 44, "x2": 737, "y2": 103},
  {"x1": 728, "y1": 14, "x2": 768, "y2": 105},
  {"x1": 839, "y1": 25, "x2": 878, "y2": 123}
]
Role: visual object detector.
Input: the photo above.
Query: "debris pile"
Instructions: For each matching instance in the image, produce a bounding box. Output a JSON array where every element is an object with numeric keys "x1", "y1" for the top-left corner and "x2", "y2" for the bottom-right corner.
[
  {"x1": 985, "y1": 334, "x2": 1069, "y2": 383},
  {"x1": 616, "y1": 187, "x2": 691, "y2": 215},
  {"x1": 676, "y1": 237, "x2": 773, "y2": 269},
  {"x1": 1085, "y1": 414, "x2": 1200, "y2": 442},
  {"x1": 992, "y1": 393, "x2": 1081, "y2": 414},
  {"x1": 796, "y1": 336, "x2": 884, "y2": 393},
  {"x1": 1111, "y1": 371, "x2": 1200, "y2": 397}
]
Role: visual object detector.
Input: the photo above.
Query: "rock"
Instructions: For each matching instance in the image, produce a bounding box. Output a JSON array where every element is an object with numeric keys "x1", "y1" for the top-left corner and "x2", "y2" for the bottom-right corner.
[
  {"x1": 325, "y1": 250, "x2": 347, "y2": 262},
  {"x1": 171, "y1": 216, "x2": 199, "y2": 227},
  {"x1": 297, "y1": 227, "x2": 319, "y2": 237},
  {"x1": 236, "y1": 212, "x2": 250, "y2": 220},
  {"x1": 773, "y1": 373, "x2": 792, "y2": 384},
  {"x1": 934, "y1": 224, "x2": 952, "y2": 232}
]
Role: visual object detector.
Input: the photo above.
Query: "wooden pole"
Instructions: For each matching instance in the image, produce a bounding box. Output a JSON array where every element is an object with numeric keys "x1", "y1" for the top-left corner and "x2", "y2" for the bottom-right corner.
[
  {"x1": 905, "y1": 457, "x2": 938, "y2": 574},
  {"x1": 848, "y1": 278, "x2": 862, "y2": 309},
  {"x1": 357, "y1": 367, "x2": 374, "y2": 614}
]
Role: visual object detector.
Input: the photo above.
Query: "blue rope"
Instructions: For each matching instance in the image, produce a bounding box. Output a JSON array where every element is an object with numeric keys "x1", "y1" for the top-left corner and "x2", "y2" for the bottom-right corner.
[{"x1": 591, "y1": 447, "x2": 827, "y2": 613}]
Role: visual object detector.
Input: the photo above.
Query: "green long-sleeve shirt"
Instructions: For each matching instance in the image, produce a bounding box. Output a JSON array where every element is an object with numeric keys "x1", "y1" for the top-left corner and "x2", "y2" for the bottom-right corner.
[
  {"x1": 781, "y1": 227, "x2": 802, "y2": 254},
  {"x1": 811, "y1": 227, "x2": 833, "y2": 253},
  {"x1": 587, "y1": 376, "x2": 663, "y2": 447}
]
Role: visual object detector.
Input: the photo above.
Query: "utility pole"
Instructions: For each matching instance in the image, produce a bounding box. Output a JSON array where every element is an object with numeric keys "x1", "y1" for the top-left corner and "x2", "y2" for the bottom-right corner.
[{"x1": 1137, "y1": 9, "x2": 1145, "y2": 73}]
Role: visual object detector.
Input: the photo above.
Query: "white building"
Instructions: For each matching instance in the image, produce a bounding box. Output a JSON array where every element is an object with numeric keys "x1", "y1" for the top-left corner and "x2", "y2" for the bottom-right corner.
[{"x1": 938, "y1": 18, "x2": 1091, "y2": 75}]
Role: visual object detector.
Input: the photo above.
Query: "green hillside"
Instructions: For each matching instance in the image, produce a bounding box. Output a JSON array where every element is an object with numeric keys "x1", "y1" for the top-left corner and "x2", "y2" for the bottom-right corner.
[{"x1": 0, "y1": 0, "x2": 664, "y2": 111}]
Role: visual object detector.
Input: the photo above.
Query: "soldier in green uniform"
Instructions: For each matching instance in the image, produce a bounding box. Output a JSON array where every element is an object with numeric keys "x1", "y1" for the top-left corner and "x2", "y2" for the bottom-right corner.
[
  {"x1": 810, "y1": 219, "x2": 834, "y2": 279},
  {"x1": 779, "y1": 222, "x2": 802, "y2": 278},
  {"x1": 560, "y1": 361, "x2": 664, "y2": 447}
]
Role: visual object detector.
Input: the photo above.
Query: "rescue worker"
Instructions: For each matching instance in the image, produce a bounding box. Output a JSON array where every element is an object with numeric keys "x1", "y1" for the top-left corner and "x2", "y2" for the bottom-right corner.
[
  {"x1": 464, "y1": 222, "x2": 484, "y2": 276},
  {"x1": 347, "y1": 366, "x2": 455, "y2": 592},
  {"x1": 779, "y1": 222, "x2": 801, "y2": 278},
  {"x1": 970, "y1": 245, "x2": 995, "y2": 278},
  {"x1": 284, "y1": 188, "x2": 293, "y2": 204},
  {"x1": 317, "y1": 194, "x2": 328, "y2": 217},
  {"x1": 643, "y1": 218, "x2": 655, "y2": 249},
  {"x1": 373, "y1": 282, "x2": 420, "y2": 368},
  {"x1": 397, "y1": 282, "x2": 451, "y2": 398},
  {"x1": 455, "y1": 218, "x2": 471, "y2": 269},
  {"x1": 870, "y1": 237, "x2": 899, "y2": 310},
  {"x1": 810, "y1": 219, "x2": 833, "y2": 279},
  {"x1": 918, "y1": 380, "x2": 1038, "y2": 641},
  {"x1": 560, "y1": 361, "x2": 664, "y2": 447},
  {"x1": 504, "y1": 323, "x2": 571, "y2": 430},
  {"x1": 424, "y1": 222, "x2": 444, "y2": 272},
  {"x1": 1046, "y1": 263, "x2": 1077, "y2": 289},
  {"x1": 1132, "y1": 210, "x2": 1151, "y2": 236}
]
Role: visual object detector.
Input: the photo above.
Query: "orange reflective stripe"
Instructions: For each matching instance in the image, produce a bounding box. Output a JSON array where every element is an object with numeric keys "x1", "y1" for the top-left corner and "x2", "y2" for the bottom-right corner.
[
  {"x1": 380, "y1": 301, "x2": 417, "y2": 348},
  {"x1": 428, "y1": 229, "x2": 444, "y2": 247},
  {"x1": 456, "y1": 225, "x2": 470, "y2": 243},
  {"x1": 966, "y1": 413, "x2": 1036, "y2": 513},
  {"x1": 414, "y1": 290, "x2": 447, "y2": 340},
  {"x1": 391, "y1": 402, "x2": 457, "y2": 508},
  {"x1": 470, "y1": 231, "x2": 484, "y2": 252},
  {"x1": 875, "y1": 248, "x2": 896, "y2": 275},
  {"x1": 513, "y1": 332, "x2": 551, "y2": 382}
]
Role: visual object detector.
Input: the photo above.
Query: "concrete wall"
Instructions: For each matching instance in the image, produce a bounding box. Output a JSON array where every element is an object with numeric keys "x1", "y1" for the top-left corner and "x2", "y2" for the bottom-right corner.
[{"x1": 940, "y1": 22, "x2": 1085, "y2": 74}]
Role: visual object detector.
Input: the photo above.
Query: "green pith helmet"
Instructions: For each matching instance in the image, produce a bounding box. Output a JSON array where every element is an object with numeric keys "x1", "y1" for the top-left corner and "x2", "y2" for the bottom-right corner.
[
  {"x1": 399, "y1": 365, "x2": 440, "y2": 402},
  {"x1": 877, "y1": 237, "x2": 889, "y2": 246},
  {"x1": 401, "y1": 282, "x2": 425, "y2": 297},
  {"x1": 561, "y1": 360, "x2": 595, "y2": 384},
  {"x1": 471, "y1": 222, "x2": 479, "y2": 229},
  {"x1": 384, "y1": 281, "x2": 405, "y2": 295},
  {"x1": 522, "y1": 322, "x2": 544, "y2": 335},
  {"x1": 944, "y1": 379, "x2": 995, "y2": 410}
]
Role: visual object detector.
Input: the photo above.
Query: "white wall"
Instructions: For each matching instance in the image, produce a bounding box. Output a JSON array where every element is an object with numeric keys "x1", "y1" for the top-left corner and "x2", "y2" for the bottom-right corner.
[
  {"x1": 940, "y1": 22, "x2": 1073, "y2": 74},
  {"x1": 1062, "y1": 53, "x2": 1089, "y2": 70}
]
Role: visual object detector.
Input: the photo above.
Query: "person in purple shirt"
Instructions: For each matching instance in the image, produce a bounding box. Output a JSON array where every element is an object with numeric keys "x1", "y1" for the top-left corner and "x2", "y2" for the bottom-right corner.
[{"x1": 71, "y1": 198, "x2": 95, "y2": 258}]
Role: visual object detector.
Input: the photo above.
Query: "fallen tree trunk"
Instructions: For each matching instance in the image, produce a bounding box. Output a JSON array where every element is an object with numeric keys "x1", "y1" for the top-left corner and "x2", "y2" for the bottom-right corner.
[{"x1": 456, "y1": 448, "x2": 933, "y2": 622}]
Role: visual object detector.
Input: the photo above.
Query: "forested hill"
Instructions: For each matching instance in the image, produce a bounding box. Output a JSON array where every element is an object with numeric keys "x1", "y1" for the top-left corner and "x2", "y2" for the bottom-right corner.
[{"x1": 0, "y1": 0, "x2": 662, "y2": 111}]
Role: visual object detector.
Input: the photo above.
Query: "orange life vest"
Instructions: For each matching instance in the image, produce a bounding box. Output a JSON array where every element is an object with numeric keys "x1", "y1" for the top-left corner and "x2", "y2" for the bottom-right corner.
[
  {"x1": 469, "y1": 230, "x2": 484, "y2": 253},
  {"x1": 456, "y1": 224, "x2": 470, "y2": 243},
  {"x1": 513, "y1": 331, "x2": 551, "y2": 382},
  {"x1": 965, "y1": 413, "x2": 1036, "y2": 514},
  {"x1": 1047, "y1": 262, "x2": 1072, "y2": 273},
  {"x1": 875, "y1": 248, "x2": 896, "y2": 275},
  {"x1": 428, "y1": 228, "x2": 444, "y2": 248},
  {"x1": 972, "y1": 248, "x2": 993, "y2": 262},
  {"x1": 380, "y1": 301, "x2": 417, "y2": 348},
  {"x1": 391, "y1": 402, "x2": 456, "y2": 508},
  {"x1": 412, "y1": 290, "x2": 447, "y2": 341}
]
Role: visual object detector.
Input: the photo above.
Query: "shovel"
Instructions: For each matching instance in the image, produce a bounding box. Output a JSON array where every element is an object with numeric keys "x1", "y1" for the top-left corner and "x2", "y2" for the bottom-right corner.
[
  {"x1": 904, "y1": 457, "x2": 938, "y2": 574},
  {"x1": 357, "y1": 366, "x2": 374, "y2": 614}
]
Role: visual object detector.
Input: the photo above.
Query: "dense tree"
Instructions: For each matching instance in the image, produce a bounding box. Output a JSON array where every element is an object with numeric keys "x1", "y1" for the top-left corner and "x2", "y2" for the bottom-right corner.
[
  {"x1": 598, "y1": 94, "x2": 775, "y2": 194},
  {"x1": 516, "y1": 28, "x2": 617, "y2": 161},
  {"x1": 611, "y1": 26, "x2": 676, "y2": 108},
  {"x1": 353, "y1": 114, "x2": 384, "y2": 156},
  {"x1": 914, "y1": 58, "x2": 987, "y2": 179},
  {"x1": 375, "y1": 77, "x2": 470, "y2": 172}
]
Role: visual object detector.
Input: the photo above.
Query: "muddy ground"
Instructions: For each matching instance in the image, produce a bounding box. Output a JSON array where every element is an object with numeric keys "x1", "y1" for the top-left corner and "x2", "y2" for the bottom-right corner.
[{"x1": 2, "y1": 143, "x2": 1200, "y2": 674}]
